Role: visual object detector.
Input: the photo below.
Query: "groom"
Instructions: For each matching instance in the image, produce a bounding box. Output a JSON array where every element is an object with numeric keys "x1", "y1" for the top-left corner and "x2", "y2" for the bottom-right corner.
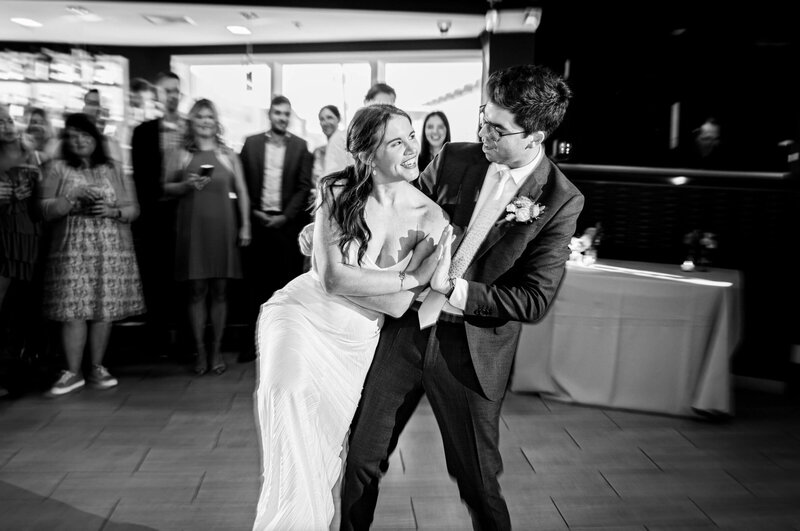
[{"x1": 340, "y1": 65, "x2": 584, "y2": 530}]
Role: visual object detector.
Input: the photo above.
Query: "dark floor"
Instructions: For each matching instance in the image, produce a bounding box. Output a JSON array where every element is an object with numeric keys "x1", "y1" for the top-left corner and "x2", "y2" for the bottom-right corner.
[{"x1": 1, "y1": 353, "x2": 799, "y2": 530}]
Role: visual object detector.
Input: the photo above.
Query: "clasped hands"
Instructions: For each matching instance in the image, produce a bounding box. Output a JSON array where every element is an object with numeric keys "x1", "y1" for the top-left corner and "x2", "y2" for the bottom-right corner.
[
  {"x1": 253, "y1": 210, "x2": 287, "y2": 229},
  {"x1": 0, "y1": 180, "x2": 32, "y2": 202},
  {"x1": 411, "y1": 225, "x2": 455, "y2": 294},
  {"x1": 66, "y1": 186, "x2": 116, "y2": 218},
  {"x1": 297, "y1": 222, "x2": 456, "y2": 294},
  {"x1": 185, "y1": 172, "x2": 211, "y2": 192}
]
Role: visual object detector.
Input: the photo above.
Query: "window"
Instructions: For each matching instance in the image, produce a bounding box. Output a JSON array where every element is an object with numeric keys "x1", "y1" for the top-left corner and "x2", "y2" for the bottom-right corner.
[
  {"x1": 187, "y1": 64, "x2": 271, "y2": 151},
  {"x1": 282, "y1": 63, "x2": 370, "y2": 151}
]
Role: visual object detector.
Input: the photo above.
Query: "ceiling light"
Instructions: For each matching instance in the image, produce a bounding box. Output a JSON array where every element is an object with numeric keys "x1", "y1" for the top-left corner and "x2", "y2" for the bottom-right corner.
[
  {"x1": 142, "y1": 14, "x2": 195, "y2": 26},
  {"x1": 227, "y1": 25, "x2": 251, "y2": 35},
  {"x1": 523, "y1": 7, "x2": 542, "y2": 32},
  {"x1": 11, "y1": 17, "x2": 43, "y2": 28},
  {"x1": 66, "y1": 5, "x2": 103, "y2": 22},
  {"x1": 66, "y1": 6, "x2": 91, "y2": 16}
]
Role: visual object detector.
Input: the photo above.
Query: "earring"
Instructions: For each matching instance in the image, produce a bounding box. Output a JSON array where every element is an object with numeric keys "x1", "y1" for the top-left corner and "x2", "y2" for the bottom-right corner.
[{"x1": 371, "y1": 162, "x2": 376, "y2": 176}]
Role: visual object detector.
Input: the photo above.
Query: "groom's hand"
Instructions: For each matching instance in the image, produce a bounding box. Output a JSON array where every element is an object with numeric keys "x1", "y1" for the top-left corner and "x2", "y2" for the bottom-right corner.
[{"x1": 430, "y1": 226, "x2": 455, "y2": 294}]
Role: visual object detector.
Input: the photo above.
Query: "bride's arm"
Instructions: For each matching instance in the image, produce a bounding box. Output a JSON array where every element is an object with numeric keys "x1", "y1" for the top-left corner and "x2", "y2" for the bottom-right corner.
[
  {"x1": 314, "y1": 196, "x2": 444, "y2": 297},
  {"x1": 341, "y1": 238, "x2": 435, "y2": 318},
  {"x1": 343, "y1": 212, "x2": 453, "y2": 318}
]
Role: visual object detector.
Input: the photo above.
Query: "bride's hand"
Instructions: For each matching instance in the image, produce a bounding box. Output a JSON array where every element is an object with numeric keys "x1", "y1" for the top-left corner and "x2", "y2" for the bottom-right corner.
[
  {"x1": 408, "y1": 226, "x2": 452, "y2": 287},
  {"x1": 430, "y1": 228, "x2": 455, "y2": 293}
]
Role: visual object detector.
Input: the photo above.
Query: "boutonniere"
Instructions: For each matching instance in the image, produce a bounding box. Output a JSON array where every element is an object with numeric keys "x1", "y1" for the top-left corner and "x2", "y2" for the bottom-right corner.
[{"x1": 504, "y1": 196, "x2": 545, "y2": 224}]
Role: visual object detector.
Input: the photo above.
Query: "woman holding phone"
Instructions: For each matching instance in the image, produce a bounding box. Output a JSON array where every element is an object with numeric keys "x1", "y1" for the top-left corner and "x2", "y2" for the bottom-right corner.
[
  {"x1": 39, "y1": 113, "x2": 144, "y2": 396},
  {"x1": 164, "y1": 99, "x2": 251, "y2": 376}
]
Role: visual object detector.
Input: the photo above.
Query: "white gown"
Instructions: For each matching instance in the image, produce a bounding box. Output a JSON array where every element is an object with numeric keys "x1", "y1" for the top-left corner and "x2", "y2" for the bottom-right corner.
[{"x1": 253, "y1": 252, "x2": 412, "y2": 531}]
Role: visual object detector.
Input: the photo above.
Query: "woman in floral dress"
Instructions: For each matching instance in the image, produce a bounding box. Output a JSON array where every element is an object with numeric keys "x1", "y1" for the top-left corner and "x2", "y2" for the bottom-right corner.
[{"x1": 39, "y1": 113, "x2": 145, "y2": 396}]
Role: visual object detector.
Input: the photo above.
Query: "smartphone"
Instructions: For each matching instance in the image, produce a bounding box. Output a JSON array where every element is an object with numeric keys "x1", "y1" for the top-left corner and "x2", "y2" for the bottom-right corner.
[{"x1": 199, "y1": 164, "x2": 214, "y2": 178}]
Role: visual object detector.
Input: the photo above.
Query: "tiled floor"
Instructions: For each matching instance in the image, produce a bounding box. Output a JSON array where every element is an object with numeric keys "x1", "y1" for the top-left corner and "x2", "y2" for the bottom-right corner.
[{"x1": 1, "y1": 354, "x2": 799, "y2": 530}]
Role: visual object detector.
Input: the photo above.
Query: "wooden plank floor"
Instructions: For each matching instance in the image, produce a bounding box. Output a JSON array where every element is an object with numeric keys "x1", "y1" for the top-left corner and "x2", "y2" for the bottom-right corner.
[{"x1": 1, "y1": 354, "x2": 799, "y2": 530}]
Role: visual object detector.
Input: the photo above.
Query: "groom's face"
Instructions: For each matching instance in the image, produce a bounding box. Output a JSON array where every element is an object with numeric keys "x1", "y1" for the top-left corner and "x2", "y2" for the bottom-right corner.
[{"x1": 479, "y1": 101, "x2": 538, "y2": 169}]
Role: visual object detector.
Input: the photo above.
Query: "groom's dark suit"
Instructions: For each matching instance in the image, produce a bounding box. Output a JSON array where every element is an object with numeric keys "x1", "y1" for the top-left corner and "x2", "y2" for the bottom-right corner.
[{"x1": 341, "y1": 142, "x2": 584, "y2": 530}]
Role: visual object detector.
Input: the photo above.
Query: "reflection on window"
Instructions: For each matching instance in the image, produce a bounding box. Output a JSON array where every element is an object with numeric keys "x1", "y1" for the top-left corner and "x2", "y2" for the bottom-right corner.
[
  {"x1": 385, "y1": 61, "x2": 482, "y2": 144},
  {"x1": 188, "y1": 64, "x2": 271, "y2": 151},
  {"x1": 282, "y1": 63, "x2": 370, "y2": 151}
]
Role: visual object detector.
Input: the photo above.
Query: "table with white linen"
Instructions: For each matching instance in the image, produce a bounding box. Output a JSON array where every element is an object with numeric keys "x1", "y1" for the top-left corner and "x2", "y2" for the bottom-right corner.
[{"x1": 509, "y1": 259, "x2": 742, "y2": 417}]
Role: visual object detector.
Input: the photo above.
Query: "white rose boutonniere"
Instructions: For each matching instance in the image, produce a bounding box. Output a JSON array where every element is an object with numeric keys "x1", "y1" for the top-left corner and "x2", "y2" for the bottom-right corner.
[{"x1": 505, "y1": 196, "x2": 545, "y2": 224}]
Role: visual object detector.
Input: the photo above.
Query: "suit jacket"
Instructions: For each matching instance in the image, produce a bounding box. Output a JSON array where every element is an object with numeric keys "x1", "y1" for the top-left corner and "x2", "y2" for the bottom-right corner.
[
  {"x1": 130, "y1": 118, "x2": 164, "y2": 233},
  {"x1": 239, "y1": 132, "x2": 312, "y2": 228},
  {"x1": 418, "y1": 142, "x2": 584, "y2": 401}
]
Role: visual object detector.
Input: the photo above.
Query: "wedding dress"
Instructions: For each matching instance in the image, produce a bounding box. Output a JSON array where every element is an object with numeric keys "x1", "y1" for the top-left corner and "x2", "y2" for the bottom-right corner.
[{"x1": 253, "y1": 250, "x2": 412, "y2": 530}]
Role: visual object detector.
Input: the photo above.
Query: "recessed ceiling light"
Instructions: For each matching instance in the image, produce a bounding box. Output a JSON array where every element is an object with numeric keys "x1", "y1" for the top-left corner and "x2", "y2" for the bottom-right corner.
[
  {"x1": 66, "y1": 5, "x2": 103, "y2": 22},
  {"x1": 227, "y1": 25, "x2": 251, "y2": 35},
  {"x1": 66, "y1": 5, "x2": 91, "y2": 16},
  {"x1": 142, "y1": 14, "x2": 195, "y2": 26},
  {"x1": 11, "y1": 17, "x2": 43, "y2": 28}
]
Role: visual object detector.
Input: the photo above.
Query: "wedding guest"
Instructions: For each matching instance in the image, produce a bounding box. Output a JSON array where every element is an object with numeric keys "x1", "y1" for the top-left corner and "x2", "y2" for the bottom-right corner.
[
  {"x1": 319, "y1": 105, "x2": 353, "y2": 178},
  {"x1": 164, "y1": 99, "x2": 251, "y2": 375},
  {"x1": 0, "y1": 104, "x2": 44, "y2": 359},
  {"x1": 82, "y1": 89, "x2": 124, "y2": 165},
  {"x1": 39, "y1": 113, "x2": 145, "y2": 396},
  {"x1": 25, "y1": 107, "x2": 58, "y2": 163},
  {"x1": 130, "y1": 71, "x2": 185, "y2": 356},
  {"x1": 129, "y1": 78, "x2": 156, "y2": 128},
  {"x1": 363, "y1": 83, "x2": 396, "y2": 106},
  {"x1": 670, "y1": 117, "x2": 734, "y2": 169},
  {"x1": 418, "y1": 110, "x2": 451, "y2": 173},
  {"x1": 239, "y1": 95, "x2": 311, "y2": 362}
]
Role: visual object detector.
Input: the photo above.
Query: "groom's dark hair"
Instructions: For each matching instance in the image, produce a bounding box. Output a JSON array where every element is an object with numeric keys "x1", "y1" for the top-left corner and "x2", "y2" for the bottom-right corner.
[{"x1": 486, "y1": 64, "x2": 571, "y2": 139}]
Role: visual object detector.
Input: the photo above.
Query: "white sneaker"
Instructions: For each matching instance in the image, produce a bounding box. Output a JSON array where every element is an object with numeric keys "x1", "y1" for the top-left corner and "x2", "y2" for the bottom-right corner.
[
  {"x1": 49, "y1": 370, "x2": 85, "y2": 396},
  {"x1": 88, "y1": 365, "x2": 118, "y2": 389}
]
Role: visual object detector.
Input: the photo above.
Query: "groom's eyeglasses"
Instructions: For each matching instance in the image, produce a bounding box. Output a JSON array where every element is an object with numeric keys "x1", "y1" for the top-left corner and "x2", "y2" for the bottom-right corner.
[{"x1": 478, "y1": 105, "x2": 527, "y2": 142}]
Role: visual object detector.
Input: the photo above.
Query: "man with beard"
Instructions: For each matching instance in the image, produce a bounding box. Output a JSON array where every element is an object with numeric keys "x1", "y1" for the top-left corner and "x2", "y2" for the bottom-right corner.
[
  {"x1": 239, "y1": 95, "x2": 312, "y2": 362},
  {"x1": 130, "y1": 71, "x2": 185, "y2": 356}
]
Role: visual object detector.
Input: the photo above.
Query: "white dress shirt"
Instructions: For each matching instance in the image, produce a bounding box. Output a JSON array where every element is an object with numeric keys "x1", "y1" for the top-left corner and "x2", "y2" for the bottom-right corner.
[
  {"x1": 443, "y1": 146, "x2": 545, "y2": 314},
  {"x1": 261, "y1": 135, "x2": 286, "y2": 212}
]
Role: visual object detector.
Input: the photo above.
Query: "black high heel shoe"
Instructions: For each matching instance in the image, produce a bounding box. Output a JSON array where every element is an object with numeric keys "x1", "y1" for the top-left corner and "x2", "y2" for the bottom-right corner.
[
  {"x1": 209, "y1": 346, "x2": 226, "y2": 375},
  {"x1": 194, "y1": 351, "x2": 208, "y2": 376}
]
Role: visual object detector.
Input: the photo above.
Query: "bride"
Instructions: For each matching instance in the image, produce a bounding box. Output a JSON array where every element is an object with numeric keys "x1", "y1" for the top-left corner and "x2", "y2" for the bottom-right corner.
[{"x1": 253, "y1": 104, "x2": 451, "y2": 530}]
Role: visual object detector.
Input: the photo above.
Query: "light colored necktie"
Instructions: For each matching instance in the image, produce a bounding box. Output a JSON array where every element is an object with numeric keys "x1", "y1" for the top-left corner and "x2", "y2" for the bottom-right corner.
[{"x1": 417, "y1": 169, "x2": 513, "y2": 329}]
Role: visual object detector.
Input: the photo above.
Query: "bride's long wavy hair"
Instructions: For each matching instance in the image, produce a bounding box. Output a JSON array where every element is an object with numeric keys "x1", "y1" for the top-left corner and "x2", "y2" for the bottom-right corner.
[{"x1": 318, "y1": 104, "x2": 411, "y2": 265}]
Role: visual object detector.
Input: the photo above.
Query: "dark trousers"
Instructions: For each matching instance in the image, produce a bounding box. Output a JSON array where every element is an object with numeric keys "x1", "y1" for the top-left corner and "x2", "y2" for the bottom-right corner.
[
  {"x1": 132, "y1": 202, "x2": 179, "y2": 354},
  {"x1": 340, "y1": 311, "x2": 510, "y2": 531}
]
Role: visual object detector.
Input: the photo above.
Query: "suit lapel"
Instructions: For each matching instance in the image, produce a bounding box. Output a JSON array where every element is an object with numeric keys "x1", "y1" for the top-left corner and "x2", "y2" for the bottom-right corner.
[
  {"x1": 282, "y1": 136, "x2": 298, "y2": 207},
  {"x1": 255, "y1": 134, "x2": 266, "y2": 198},
  {"x1": 469, "y1": 156, "x2": 553, "y2": 266}
]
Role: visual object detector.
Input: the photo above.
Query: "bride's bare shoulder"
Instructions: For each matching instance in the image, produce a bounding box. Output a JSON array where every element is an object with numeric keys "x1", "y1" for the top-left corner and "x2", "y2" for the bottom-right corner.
[{"x1": 408, "y1": 185, "x2": 449, "y2": 233}]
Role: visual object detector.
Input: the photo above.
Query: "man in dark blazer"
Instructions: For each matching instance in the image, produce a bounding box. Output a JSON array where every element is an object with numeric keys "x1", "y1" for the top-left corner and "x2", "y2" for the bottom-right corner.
[
  {"x1": 130, "y1": 71, "x2": 184, "y2": 354},
  {"x1": 239, "y1": 95, "x2": 312, "y2": 361},
  {"x1": 341, "y1": 65, "x2": 584, "y2": 530}
]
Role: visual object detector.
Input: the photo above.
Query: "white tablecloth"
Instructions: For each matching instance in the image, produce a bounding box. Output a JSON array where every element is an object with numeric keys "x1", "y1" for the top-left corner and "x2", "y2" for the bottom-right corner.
[{"x1": 509, "y1": 259, "x2": 742, "y2": 417}]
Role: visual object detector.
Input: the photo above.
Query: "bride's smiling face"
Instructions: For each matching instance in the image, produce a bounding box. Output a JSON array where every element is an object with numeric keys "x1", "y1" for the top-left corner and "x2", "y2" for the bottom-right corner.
[{"x1": 372, "y1": 115, "x2": 418, "y2": 183}]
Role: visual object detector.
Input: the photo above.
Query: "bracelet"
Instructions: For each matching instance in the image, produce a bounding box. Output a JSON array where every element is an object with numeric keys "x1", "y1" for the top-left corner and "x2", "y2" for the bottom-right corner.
[{"x1": 398, "y1": 270, "x2": 406, "y2": 291}]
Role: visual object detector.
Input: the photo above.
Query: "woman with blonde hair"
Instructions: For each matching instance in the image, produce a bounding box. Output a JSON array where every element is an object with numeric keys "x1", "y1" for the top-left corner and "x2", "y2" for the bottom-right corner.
[{"x1": 164, "y1": 98, "x2": 251, "y2": 376}]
